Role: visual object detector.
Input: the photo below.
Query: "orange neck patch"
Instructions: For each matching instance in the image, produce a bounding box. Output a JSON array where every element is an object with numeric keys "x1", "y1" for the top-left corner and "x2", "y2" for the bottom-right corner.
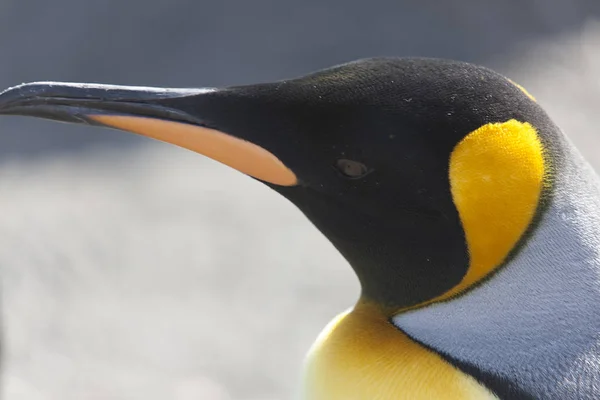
[
  {"x1": 90, "y1": 115, "x2": 298, "y2": 186},
  {"x1": 303, "y1": 301, "x2": 498, "y2": 399}
]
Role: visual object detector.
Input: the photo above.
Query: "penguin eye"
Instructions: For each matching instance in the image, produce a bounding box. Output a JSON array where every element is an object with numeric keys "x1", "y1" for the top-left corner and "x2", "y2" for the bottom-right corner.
[{"x1": 334, "y1": 159, "x2": 371, "y2": 179}]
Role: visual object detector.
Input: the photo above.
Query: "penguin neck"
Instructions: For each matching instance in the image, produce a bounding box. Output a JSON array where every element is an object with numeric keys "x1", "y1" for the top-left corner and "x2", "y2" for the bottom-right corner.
[
  {"x1": 278, "y1": 185, "x2": 470, "y2": 311},
  {"x1": 393, "y1": 138, "x2": 600, "y2": 398},
  {"x1": 412, "y1": 135, "x2": 600, "y2": 316},
  {"x1": 328, "y1": 222, "x2": 469, "y2": 312}
]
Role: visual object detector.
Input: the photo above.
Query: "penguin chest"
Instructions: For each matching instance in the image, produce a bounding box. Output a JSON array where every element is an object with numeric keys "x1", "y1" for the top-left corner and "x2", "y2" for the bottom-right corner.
[{"x1": 302, "y1": 303, "x2": 497, "y2": 400}]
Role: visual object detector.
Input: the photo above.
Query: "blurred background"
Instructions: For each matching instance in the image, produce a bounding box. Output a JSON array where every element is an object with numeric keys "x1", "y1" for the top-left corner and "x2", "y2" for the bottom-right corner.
[{"x1": 0, "y1": 1, "x2": 599, "y2": 399}]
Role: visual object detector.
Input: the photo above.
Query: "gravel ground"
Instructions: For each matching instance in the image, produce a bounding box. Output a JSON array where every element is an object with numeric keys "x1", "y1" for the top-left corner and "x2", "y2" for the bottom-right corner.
[{"x1": 1, "y1": 11, "x2": 600, "y2": 400}]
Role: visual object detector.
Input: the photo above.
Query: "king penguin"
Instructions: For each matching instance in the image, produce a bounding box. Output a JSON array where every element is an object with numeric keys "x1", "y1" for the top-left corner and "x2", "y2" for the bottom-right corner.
[{"x1": 0, "y1": 57, "x2": 599, "y2": 400}]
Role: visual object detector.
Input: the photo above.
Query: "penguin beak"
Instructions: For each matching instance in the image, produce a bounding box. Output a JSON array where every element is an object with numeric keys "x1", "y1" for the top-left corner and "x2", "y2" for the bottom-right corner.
[{"x1": 0, "y1": 82, "x2": 298, "y2": 186}]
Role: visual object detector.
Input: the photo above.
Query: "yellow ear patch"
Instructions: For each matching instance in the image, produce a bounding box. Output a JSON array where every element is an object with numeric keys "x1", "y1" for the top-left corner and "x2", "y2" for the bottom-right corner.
[{"x1": 436, "y1": 120, "x2": 545, "y2": 302}]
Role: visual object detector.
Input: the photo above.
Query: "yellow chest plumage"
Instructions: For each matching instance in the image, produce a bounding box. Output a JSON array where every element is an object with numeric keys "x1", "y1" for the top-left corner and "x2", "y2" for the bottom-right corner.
[{"x1": 302, "y1": 302, "x2": 497, "y2": 400}]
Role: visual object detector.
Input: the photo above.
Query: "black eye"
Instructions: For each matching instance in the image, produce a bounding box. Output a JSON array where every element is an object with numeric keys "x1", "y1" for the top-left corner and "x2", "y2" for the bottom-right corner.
[{"x1": 334, "y1": 159, "x2": 371, "y2": 179}]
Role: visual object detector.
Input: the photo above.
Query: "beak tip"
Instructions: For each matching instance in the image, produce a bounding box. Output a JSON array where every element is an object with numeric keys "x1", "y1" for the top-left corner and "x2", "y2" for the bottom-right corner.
[
  {"x1": 0, "y1": 82, "x2": 50, "y2": 113},
  {"x1": 0, "y1": 81, "x2": 104, "y2": 121},
  {"x1": 0, "y1": 83, "x2": 25, "y2": 111}
]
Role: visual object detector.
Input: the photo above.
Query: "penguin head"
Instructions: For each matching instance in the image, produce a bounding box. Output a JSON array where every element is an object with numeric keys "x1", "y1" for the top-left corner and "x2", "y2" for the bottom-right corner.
[{"x1": 0, "y1": 58, "x2": 549, "y2": 310}]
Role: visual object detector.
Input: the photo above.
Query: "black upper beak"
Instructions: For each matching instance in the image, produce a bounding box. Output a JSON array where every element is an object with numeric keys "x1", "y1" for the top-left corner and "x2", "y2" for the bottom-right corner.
[
  {"x1": 0, "y1": 81, "x2": 299, "y2": 186},
  {"x1": 0, "y1": 81, "x2": 215, "y2": 125}
]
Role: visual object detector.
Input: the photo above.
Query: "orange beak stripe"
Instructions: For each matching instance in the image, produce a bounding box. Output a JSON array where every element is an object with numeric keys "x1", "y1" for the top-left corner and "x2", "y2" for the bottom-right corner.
[{"x1": 90, "y1": 115, "x2": 298, "y2": 186}]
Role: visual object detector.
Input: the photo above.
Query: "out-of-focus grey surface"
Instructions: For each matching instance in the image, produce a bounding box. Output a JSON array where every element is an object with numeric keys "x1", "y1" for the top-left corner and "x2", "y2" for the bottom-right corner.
[
  {"x1": 0, "y1": 0, "x2": 599, "y2": 157},
  {"x1": 0, "y1": 1, "x2": 599, "y2": 399}
]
